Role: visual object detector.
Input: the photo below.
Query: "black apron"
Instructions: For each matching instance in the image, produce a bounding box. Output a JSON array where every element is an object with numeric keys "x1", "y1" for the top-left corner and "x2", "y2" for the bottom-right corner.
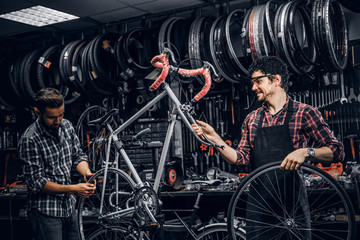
[{"x1": 246, "y1": 100, "x2": 311, "y2": 240}]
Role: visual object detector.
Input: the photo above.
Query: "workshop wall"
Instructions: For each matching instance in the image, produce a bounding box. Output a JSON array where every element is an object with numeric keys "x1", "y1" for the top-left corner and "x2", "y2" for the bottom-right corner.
[{"x1": 0, "y1": 0, "x2": 360, "y2": 239}]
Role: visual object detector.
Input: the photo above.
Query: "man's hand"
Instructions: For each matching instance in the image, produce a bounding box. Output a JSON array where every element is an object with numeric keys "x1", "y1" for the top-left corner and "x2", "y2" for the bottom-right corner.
[
  {"x1": 280, "y1": 148, "x2": 307, "y2": 170},
  {"x1": 72, "y1": 183, "x2": 96, "y2": 198},
  {"x1": 192, "y1": 120, "x2": 216, "y2": 141},
  {"x1": 84, "y1": 173, "x2": 94, "y2": 183}
]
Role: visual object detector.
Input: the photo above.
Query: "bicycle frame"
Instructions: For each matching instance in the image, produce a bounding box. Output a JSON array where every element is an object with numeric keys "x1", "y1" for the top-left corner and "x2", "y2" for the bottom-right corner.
[{"x1": 98, "y1": 81, "x2": 215, "y2": 222}]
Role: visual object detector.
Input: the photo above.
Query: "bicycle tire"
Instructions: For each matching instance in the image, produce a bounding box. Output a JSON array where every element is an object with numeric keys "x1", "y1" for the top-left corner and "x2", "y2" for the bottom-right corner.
[
  {"x1": 227, "y1": 161, "x2": 356, "y2": 240},
  {"x1": 76, "y1": 105, "x2": 107, "y2": 150},
  {"x1": 20, "y1": 48, "x2": 44, "y2": 103},
  {"x1": 85, "y1": 226, "x2": 137, "y2": 240},
  {"x1": 0, "y1": 55, "x2": 17, "y2": 110},
  {"x1": 78, "y1": 167, "x2": 136, "y2": 240},
  {"x1": 8, "y1": 54, "x2": 26, "y2": 104},
  {"x1": 197, "y1": 223, "x2": 245, "y2": 240}
]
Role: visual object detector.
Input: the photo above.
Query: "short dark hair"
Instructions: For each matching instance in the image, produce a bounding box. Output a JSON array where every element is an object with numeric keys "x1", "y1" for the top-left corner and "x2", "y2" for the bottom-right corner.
[
  {"x1": 248, "y1": 56, "x2": 290, "y2": 92},
  {"x1": 35, "y1": 88, "x2": 64, "y2": 113}
]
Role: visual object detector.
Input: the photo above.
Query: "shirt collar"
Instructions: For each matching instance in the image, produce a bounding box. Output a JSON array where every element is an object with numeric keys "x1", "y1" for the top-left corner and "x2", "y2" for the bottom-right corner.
[{"x1": 262, "y1": 95, "x2": 290, "y2": 114}]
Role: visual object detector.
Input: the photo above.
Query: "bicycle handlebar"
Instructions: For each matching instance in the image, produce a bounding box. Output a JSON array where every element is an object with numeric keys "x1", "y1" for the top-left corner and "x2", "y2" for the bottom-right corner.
[
  {"x1": 150, "y1": 49, "x2": 213, "y2": 102},
  {"x1": 150, "y1": 53, "x2": 170, "y2": 90}
]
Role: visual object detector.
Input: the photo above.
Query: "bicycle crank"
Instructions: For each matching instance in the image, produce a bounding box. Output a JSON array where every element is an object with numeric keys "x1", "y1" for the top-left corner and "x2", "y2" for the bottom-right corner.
[{"x1": 133, "y1": 186, "x2": 160, "y2": 225}]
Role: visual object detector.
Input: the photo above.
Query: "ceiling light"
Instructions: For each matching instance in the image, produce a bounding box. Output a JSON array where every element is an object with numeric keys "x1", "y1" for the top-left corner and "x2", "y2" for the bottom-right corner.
[{"x1": 0, "y1": 5, "x2": 79, "y2": 27}]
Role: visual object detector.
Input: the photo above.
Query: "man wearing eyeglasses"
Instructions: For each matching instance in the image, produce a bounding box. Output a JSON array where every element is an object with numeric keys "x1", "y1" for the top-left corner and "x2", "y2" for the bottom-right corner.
[{"x1": 193, "y1": 56, "x2": 344, "y2": 239}]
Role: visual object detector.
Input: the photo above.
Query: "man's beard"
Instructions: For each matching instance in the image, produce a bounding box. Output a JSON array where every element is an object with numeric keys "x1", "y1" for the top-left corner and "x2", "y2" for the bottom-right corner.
[{"x1": 40, "y1": 118, "x2": 60, "y2": 133}]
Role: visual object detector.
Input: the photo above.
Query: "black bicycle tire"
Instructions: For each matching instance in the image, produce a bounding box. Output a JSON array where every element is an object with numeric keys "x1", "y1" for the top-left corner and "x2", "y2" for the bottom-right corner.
[
  {"x1": 323, "y1": 0, "x2": 348, "y2": 70},
  {"x1": 8, "y1": 54, "x2": 26, "y2": 104},
  {"x1": 0, "y1": 55, "x2": 18, "y2": 109},
  {"x1": 311, "y1": 0, "x2": 323, "y2": 58},
  {"x1": 59, "y1": 40, "x2": 84, "y2": 87},
  {"x1": 85, "y1": 226, "x2": 136, "y2": 240},
  {"x1": 90, "y1": 33, "x2": 122, "y2": 87},
  {"x1": 273, "y1": 2, "x2": 287, "y2": 60},
  {"x1": 197, "y1": 223, "x2": 245, "y2": 240},
  {"x1": 81, "y1": 39, "x2": 114, "y2": 96},
  {"x1": 37, "y1": 45, "x2": 69, "y2": 98},
  {"x1": 210, "y1": 15, "x2": 240, "y2": 83},
  {"x1": 227, "y1": 161, "x2": 356, "y2": 240},
  {"x1": 76, "y1": 105, "x2": 107, "y2": 142},
  {"x1": 20, "y1": 48, "x2": 44, "y2": 103},
  {"x1": 59, "y1": 40, "x2": 78, "y2": 86},
  {"x1": 265, "y1": 0, "x2": 279, "y2": 56},
  {"x1": 71, "y1": 40, "x2": 98, "y2": 97},
  {"x1": 224, "y1": 9, "x2": 249, "y2": 76},
  {"x1": 219, "y1": 12, "x2": 244, "y2": 82},
  {"x1": 288, "y1": 2, "x2": 317, "y2": 68},
  {"x1": 123, "y1": 28, "x2": 153, "y2": 70},
  {"x1": 78, "y1": 167, "x2": 136, "y2": 240},
  {"x1": 114, "y1": 34, "x2": 135, "y2": 81},
  {"x1": 158, "y1": 17, "x2": 179, "y2": 54}
]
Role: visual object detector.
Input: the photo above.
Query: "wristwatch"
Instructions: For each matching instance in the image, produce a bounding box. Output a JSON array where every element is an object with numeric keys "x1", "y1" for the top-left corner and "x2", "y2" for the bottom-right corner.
[{"x1": 307, "y1": 148, "x2": 316, "y2": 159}]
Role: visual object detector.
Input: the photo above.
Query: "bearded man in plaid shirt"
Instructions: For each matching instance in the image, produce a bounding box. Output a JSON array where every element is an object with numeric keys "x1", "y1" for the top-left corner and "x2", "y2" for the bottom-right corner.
[{"x1": 19, "y1": 88, "x2": 95, "y2": 240}]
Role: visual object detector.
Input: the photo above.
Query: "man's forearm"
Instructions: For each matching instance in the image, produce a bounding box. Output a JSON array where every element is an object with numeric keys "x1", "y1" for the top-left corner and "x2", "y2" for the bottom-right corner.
[
  {"x1": 310, "y1": 146, "x2": 334, "y2": 163},
  {"x1": 213, "y1": 136, "x2": 237, "y2": 164},
  {"x1": 76, "y1": 160, "x2": 92, "y2": 176},
  {"x1": 43, "y1": 180, "x2": 96, "y2": 198},
  {"x1": 42, "y1": 181, "x2": 75, "y2": 194}
]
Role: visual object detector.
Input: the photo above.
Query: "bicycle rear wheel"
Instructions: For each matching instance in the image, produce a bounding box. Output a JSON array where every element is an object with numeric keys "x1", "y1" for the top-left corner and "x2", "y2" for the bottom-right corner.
[
  {"x1": 227, "y1": 161, "x2": 356, "y2": 240},
  {"x1": 78, "y1": 167, "x2": 136, "y2": 240}
]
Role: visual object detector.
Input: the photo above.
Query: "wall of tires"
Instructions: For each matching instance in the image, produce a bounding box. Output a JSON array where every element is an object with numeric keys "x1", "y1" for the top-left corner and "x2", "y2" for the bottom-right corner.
[
  {"x1": 0, "y1": 0, "x2": 358, "y2": 161},
  {"x1": 0, "y1": 0, "x2": 349, "y2": 108}
]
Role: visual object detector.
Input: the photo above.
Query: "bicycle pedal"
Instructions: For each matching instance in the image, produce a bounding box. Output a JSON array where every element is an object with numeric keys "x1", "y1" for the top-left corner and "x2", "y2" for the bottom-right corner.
[{"x1": 140, "y1": 221, "x2": 160, "y2": 230}]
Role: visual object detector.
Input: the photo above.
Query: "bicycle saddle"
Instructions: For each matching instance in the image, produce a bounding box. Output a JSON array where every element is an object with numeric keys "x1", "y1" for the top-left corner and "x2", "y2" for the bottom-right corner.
[{"x1": 87, "y1": 108, "x2": 119, "y2": 127}]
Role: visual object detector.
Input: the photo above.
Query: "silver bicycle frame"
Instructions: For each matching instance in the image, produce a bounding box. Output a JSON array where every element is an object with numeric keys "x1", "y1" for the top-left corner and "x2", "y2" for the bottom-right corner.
[{"x1": 98, "y1": 82, "x2": 211, "y2": 218}]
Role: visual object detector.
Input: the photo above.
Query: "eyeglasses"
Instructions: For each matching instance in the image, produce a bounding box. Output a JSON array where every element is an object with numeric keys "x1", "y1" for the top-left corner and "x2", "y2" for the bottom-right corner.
[{"x1": 250, "y1": 74, "x2": 274, "y2": 85}]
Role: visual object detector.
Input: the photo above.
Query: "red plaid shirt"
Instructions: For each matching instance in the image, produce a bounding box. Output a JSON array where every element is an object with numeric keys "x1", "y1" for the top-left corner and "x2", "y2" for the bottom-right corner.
[{"x1": 235, "y1": 97, "x2": 344, "y2": 166}]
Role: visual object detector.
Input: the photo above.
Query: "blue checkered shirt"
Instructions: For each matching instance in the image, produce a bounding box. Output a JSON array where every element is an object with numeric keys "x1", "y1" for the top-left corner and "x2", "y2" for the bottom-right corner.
[{"x1": 18, "y1": 118, "x2": 87, "y2": 217}]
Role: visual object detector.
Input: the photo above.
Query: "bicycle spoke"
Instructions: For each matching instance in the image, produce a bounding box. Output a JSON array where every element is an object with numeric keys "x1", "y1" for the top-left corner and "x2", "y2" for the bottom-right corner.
[{"x1": 227, "y1": 162, "x2": 356, "y2": 240}]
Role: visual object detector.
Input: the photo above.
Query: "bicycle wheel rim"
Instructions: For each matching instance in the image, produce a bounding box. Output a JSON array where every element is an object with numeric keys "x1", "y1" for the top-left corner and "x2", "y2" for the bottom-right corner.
[
  {"x1": 78, "y1": 168, "x2": 136, "y2": 240},
  {"x1": 227, "y1": 161, "x2": 356, "y2": 240},
  {"x1": 197, "y1": 223, "x2": 245, "y2": 240},
  {"x1": 86, "y1": 226, "x2": 136, "y2": 240},
  {"x1": 76, "y1": 105, "x2": 107, "y2": 152}
]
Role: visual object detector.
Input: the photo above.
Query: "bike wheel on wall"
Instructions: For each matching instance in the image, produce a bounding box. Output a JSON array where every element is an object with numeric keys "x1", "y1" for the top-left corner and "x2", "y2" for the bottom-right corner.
[
  {"x1": 227, "y1": 161, "x2": 356, "y2": 240},
  {"x1": 75, "y1": 105, "x2": 107, "y2": 153}
]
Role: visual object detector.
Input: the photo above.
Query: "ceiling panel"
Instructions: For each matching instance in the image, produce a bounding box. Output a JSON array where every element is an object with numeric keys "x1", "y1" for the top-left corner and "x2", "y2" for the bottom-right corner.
[
  {"x1": 116, "y1": 0, "x2": 158, "y2": 5},
  {"x1": 89, "y1": 6, "x2": 147, "y2": 23},
  {"x1": 135, "y1": 0, "x2": 204, "y2": 14},
  {"x1": 0, "y1": 18, "x2": 37, "y2": 37},
  {"x1": 0, "y1": 0, "x2": 34, "y2": 14},
  {"x1": 45, "y1": 0, "x2": 127, "y2": 18},
  {"x1": 0, "y1": 0, "x2": 244, "y2": 48}
]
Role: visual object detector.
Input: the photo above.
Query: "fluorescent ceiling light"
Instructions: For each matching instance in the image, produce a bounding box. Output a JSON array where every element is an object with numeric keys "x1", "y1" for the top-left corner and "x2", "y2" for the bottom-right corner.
[{"x1": 0, "y1": 5, "x2": 79, "y2": 27}]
